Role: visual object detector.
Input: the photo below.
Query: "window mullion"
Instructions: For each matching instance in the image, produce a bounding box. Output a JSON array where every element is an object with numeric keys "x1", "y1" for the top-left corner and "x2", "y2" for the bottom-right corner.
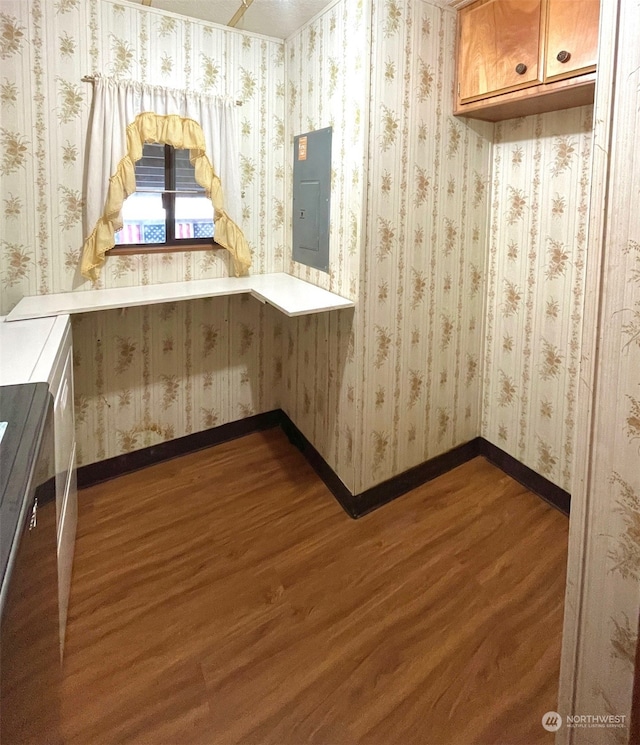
[
  {"x1": 114, "y1": 140, "x2": 215, "y2": 251},
  {"x1": 165, "y1": 144, "x2": 175, "y2": 243}
]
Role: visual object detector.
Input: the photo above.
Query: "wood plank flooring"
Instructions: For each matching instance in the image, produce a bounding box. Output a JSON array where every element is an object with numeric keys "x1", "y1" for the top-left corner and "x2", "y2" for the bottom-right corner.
[{"x1": 61, "y1": 429, "x2": 569, "y2": 745}]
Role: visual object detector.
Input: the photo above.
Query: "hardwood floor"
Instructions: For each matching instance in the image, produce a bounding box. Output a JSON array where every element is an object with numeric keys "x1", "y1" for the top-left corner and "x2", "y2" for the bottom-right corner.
[{"x1": 61, "y1": 429, "x2": 568, "y2": 745}]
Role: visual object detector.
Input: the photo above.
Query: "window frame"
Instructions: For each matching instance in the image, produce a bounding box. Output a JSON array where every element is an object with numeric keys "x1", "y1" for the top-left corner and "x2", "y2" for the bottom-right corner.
[{"x1": 110, "y1": 143, "x2": 219, "y2": 255}]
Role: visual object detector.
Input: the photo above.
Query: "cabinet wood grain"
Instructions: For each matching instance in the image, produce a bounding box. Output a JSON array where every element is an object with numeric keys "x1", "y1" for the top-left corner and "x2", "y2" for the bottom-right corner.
[
  {"x1": 544, "y1": 0, "x2": 599, "y2": 81},
  {"x1": 458, "y1": 0, "x2": 543, "y2": 103},
  {"x1": 455, "y1": 0, "x2": 600, "y2": 121}
]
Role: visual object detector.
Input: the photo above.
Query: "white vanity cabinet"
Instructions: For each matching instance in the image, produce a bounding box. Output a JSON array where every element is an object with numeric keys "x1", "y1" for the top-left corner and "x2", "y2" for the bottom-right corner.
[
  {"x1": 0, "y1": 314, "x2": 77, "y2": 656},
  {"x1": 47, "y1": 320, "x2": 77, "y2": 655}
]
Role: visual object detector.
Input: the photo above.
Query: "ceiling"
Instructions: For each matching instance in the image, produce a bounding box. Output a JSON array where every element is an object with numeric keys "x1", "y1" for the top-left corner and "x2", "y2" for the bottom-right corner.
[{"x1": 129, "y1": 0, "x2": 334, "y2": 39}]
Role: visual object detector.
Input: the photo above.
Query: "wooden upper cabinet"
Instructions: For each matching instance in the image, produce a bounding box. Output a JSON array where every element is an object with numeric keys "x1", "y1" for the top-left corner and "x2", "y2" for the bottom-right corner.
[
  {"x1": 455, "y1": 0, "x2": 600, "y2": 121},
  {"x1": 544, "y1": 0, "x2": 599, "y2": 81},
  {"x1": 458, "y1": 0, "x2": 543, "y2": 103}
]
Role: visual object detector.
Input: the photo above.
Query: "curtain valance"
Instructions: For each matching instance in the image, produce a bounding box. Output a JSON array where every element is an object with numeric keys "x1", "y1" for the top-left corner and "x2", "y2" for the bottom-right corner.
[{"x1": 81, "y1": 75, "x2": 251, "y2": 281}]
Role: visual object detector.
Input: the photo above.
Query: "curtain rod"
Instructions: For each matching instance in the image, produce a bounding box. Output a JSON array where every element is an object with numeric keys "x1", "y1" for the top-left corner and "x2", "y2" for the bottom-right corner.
[{"x1": 81, "y1": 76, "x2": 243, "y2": 106}]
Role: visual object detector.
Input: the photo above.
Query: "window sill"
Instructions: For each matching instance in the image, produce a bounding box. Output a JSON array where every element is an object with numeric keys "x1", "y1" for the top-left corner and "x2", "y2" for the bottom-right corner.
[
  {"x1": 109, "y1": 242, "x2": 219, "y2": 255},
  {"x1": 5, "y1": 273, "x2": 355, "y2": 322}
]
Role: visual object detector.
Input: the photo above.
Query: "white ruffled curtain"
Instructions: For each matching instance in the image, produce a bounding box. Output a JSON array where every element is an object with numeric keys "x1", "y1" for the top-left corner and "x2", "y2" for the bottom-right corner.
[{"x1": 82, "y1": 74, "x2": 250, "y2": 281}]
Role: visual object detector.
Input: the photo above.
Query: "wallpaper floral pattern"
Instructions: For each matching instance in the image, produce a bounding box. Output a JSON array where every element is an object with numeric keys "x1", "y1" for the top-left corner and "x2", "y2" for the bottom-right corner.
[
  {"x1": 482, "y1": 107, "x2": 594, "y2": 492},
  {"x1": 1, "y1": 0, "x2": 638, "y2": 735},
  {"x1": 71, "y1": 296, "x2": 282, "y2": 467},
  {"x1": 355, "y1": 0, "x2": 492, "y2": 491},
  {"x1": 282, "y1": 0, "x2": 492, "y2": 493},
  {"x1": 0, "y1": 0, "x2": 285, "y2": 465},
  {"x1": 281, "y1": 0, "x2": 368, "y2": 492},
  {"x1": 558, "y1": 2, "x2": 640, "y2": 738}
]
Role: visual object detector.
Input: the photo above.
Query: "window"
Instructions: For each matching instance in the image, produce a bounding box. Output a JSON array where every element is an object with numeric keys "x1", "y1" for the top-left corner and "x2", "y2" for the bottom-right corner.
[
  {"x1": 82, "y1": 83, "x2": 250, "y2": 279},
  {"x1": 113, "y1": 142, "x2": 216, "y2": 252}
]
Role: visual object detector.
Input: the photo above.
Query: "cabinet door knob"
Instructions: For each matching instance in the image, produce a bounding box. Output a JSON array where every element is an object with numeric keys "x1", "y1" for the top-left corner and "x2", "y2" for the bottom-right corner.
[
  {"x1": 515, "y1": 63, "x2": 527, "y2": 75},
  {"x1": 556, "y1": 50, "x2": 571, "y2": 63}
]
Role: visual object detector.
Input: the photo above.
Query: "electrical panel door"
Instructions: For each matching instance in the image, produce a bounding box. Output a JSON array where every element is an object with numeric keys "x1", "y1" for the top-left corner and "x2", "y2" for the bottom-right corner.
[{"x1": 293, "y1": 127, "x2": 331, "y2": 272}]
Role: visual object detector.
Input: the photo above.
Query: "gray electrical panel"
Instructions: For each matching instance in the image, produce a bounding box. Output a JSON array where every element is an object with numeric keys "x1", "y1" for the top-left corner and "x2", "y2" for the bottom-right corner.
[{"x1": 293, "y1": 127, "x2": 331, "y2": 272}]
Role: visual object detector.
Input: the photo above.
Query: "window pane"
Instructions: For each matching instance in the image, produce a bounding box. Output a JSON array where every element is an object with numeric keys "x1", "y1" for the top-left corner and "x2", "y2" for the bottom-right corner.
[
  {"x1": 135, "y1": 142, "x2": 165, "y2": 191},
  {"x1": 117, "y1": 144, "x2": 214, "y2": 246},
  {"x1": 175, "y1": 149, "x2": 205, "y2": 194},
  {"x1": 175, "y1": 195, "x2": 214, "y2": 240},
  {"x1": 116, "y1": 192, "x2": 166, "y2": 245}
]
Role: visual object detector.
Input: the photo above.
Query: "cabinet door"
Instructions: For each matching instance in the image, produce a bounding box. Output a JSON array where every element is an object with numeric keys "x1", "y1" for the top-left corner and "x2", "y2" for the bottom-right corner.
[
  {"x1": 57, "y1": 450, "x2": 77, "y2": 657},
  {"x1": 544, "y1": 0, "x2": 600, "y2": 81},
  {"x1": 458, "y1": 0, "x2": 543, "y2": 103},
  {"x1": 53, "y1": 347, "x2": 74, "y2": 528}
]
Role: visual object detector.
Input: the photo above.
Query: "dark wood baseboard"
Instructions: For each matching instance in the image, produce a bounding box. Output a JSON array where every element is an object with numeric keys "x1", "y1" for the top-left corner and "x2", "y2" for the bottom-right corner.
[
  {"x1": 76, "y1": 410, "x2": 282, "y2": 489},
  {"x1": 279, "y1": 413, "x2": 355, "y2": 515},
  {"x1": 78, "y1": 411, "x2": 570, "y2": 518},
  {"x1": 353, "y1": 438, "x2": 483, "y2": 518},
  {"x1": 281, "y1": 412, "x2": 483, "y2": 518},
  {"x1": 478, "y1": 439, "x2": 570, "y2": 516}
]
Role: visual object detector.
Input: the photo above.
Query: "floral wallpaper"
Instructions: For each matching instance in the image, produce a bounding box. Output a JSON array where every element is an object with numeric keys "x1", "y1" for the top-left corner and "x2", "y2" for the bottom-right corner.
[
  {"x1": 281, "y1": 0, "x2": 368, "y2": 492},
  {"x1": 2, "y1": 0, "x2": 638, "y2": 734},
  {"x1": 482, "y1": 106, "x2": 593, "y2": 492},
  {"x1": 0, "y1": 0, "x2": 589, "y2": 494},
  {"x1": 282, "y1": 0, "x2": 493, "y2": 494},
  {"x1": 71, "y1": 296, "x2": 282, "y2": 466},
  {"x1": 0, "y1": 0, "x2": 285, "y2": 466},
  {"x1": 558, "y1": 2, "x2": 640, "y2": 739},
  {"x1": 285, "y1": 0, "x2": 365, "y2": 302},
  {"x1": 355, "y1": 0, "x2": 492, "y2": 492}
]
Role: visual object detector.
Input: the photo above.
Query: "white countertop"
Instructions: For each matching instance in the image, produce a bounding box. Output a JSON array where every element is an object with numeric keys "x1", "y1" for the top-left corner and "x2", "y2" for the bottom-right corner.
[
  {"x1": 0, "y1": 315, "x2": 71, "y2": 386},
  {"x1": 5, "y1": 273, "x2": 354, "y2": 322}
]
